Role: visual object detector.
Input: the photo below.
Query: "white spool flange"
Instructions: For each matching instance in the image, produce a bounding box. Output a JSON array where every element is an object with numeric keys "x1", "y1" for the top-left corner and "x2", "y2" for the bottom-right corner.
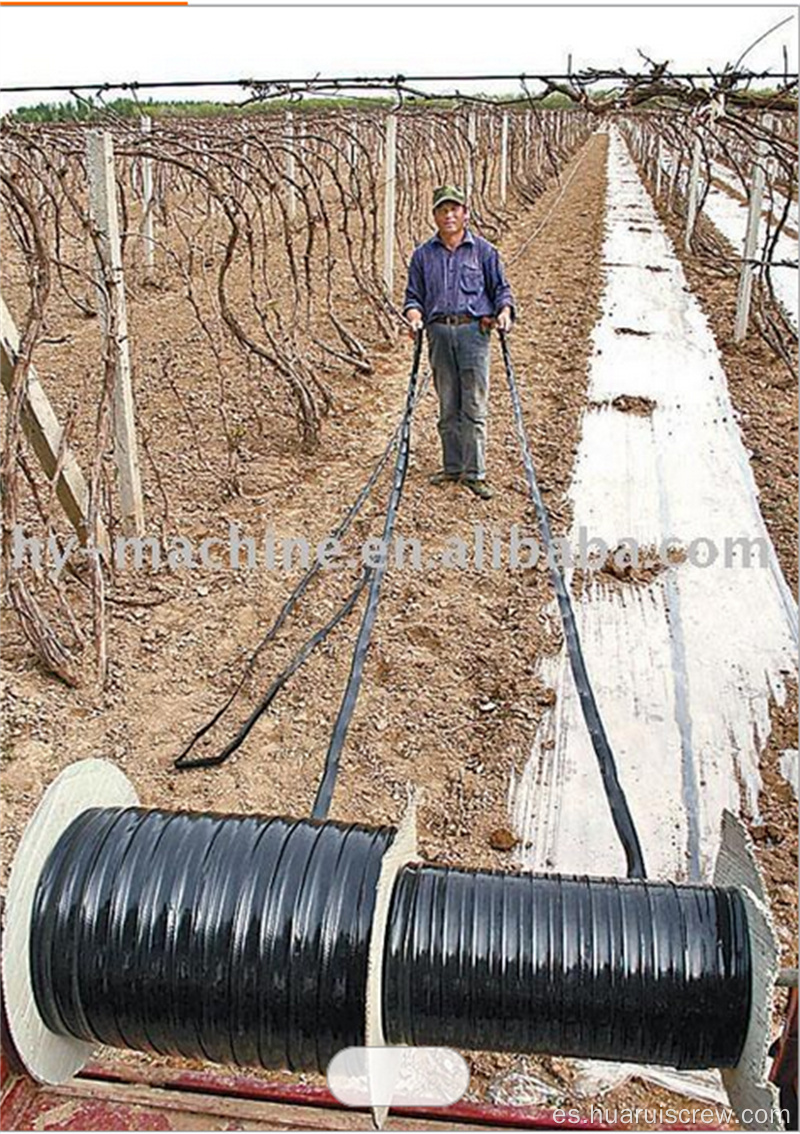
[
  {"x1": 365, "y1": 790, "x2": 422, "y2": 1130},
  {"x1": 2, "y1": 758, "x2": 138, "y2": 1084},
  {"x1": 715, "y1": 808, "x2": 782, "y2": 1132}
]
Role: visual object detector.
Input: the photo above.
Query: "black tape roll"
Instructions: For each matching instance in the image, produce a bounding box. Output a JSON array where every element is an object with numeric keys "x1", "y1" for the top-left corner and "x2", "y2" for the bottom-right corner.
[
  {"x1": 383, "y1": 864, "x2": 751, "y2": 1069},
  {"x1": 31, "y1": 807, "x2": 394, "y2": 1073}
]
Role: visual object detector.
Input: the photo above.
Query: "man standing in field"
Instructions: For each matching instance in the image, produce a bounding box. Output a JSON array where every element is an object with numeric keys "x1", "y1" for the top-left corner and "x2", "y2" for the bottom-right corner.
[{"x1": 403, "y1": 185, "x2": 515, "y2": 501}]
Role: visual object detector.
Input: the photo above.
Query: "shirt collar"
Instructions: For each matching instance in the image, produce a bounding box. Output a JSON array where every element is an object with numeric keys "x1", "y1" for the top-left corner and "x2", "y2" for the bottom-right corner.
[{"x1": 431, "y1": 227, "x2": 475, "y2": 249}]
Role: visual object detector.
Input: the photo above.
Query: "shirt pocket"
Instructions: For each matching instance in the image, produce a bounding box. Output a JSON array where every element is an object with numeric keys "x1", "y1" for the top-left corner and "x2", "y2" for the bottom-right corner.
[{"x1": 460, "y1": 264, "x2": 484, "y2": 294}]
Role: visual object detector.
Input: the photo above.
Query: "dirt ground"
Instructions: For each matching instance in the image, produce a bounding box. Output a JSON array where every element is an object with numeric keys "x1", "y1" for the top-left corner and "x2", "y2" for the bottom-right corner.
[{"x1": 2, "y1": 127, "x2": 796, "y2": 1128}]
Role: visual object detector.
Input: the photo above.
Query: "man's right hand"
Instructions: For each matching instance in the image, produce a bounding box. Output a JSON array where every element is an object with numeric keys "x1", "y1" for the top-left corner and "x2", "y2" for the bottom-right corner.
[{"x1": 405, "y1": 311, "x2": 424, "y2": 340}]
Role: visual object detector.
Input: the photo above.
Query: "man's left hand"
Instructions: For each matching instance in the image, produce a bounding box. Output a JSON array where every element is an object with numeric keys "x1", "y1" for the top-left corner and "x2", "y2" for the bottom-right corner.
[{"x1": 496, "y1": 307, "x2": 513, "y2": 334}]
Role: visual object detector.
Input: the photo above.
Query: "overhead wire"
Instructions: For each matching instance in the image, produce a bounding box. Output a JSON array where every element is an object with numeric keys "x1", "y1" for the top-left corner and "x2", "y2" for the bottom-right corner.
[{"x1": 2, "y1": 68, "x2": 795, "y2": 98}]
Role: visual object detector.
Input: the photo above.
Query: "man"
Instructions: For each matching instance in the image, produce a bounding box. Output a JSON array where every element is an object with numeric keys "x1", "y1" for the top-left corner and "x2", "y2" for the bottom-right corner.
[{"x1": 403, "y1": 185, "x2": 515, "y2": 501}]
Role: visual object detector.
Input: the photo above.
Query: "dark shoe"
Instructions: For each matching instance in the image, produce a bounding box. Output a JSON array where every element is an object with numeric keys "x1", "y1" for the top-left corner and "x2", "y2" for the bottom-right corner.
[
  {"x1": 429, "y1": 470, "x2": 460, "y2": 486},
  {"x1": 463, "y1": 478, "x2": 494, "y2": 500}
]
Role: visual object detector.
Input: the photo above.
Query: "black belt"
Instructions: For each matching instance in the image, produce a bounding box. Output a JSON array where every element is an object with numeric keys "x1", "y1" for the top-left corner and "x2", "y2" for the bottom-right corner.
[{"x1": 429, "y1": 314, "x2": 477, "y2": 326}]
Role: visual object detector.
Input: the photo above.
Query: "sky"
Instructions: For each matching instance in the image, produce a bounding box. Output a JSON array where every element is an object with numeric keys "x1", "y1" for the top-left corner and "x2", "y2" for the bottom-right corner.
[{"x1": 0, "y1": 4, "x2": 797, "y2": 113}]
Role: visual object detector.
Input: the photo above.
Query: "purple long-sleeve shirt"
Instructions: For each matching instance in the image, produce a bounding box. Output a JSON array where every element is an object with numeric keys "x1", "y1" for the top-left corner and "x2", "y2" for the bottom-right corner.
[{"x1": 403, "y1": 228, "x2": 515, "y2": 323}]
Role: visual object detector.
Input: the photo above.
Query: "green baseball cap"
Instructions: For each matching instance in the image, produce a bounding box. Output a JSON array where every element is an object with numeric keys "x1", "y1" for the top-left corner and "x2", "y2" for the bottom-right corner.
[{"x1": 433, "y1": 184, "x2": 467, "y2": 210}]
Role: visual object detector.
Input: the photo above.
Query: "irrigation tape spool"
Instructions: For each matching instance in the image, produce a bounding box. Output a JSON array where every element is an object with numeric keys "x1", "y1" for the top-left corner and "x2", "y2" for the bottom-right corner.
[
  {"x1": 1, "y1": 762, "x2": 780, "y2": 1133},
  {"x1": 383, "y1": 863, "x2": 752, "y2": 1068},
  {"x1": 29, "y1": 807, "x2": 396, "y2": 1074}
]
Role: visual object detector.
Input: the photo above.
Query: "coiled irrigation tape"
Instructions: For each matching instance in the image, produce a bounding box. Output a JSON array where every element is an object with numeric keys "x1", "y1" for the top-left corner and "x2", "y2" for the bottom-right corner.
[
  {"x1": 31, "y1": 807, "x2": 394, "y2": 1072},
  {"x1": 29, "y1": 798, "x2": 752, "y2": 1080},
  {"x1": 499, "y1": 331, "x2": 646, "y2": 880},
  {"x1": 383, "y1": 863, "x2": 752, "y2": 1069}
]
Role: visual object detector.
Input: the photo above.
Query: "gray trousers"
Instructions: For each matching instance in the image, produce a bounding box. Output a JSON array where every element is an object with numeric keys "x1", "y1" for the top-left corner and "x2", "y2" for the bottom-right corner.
[{"x1": 427, "y1": 320, "x2": 491, "y2": 480}]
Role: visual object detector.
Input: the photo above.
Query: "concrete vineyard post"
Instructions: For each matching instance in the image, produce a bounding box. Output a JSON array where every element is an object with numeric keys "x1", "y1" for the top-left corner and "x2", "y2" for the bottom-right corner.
[
  {"x1": 140, "y1": 116, "x2": 155, "y2": 274},
  {"x1": 734, "y1": 116, "x2": 771, "y2": 343},
  {"x1": 500, "y1": 112, "x2": 509, "y2": 204},
  {"x1": 382, "y1": 113, "x2": 397, "y2": 297},
  {"x1": 349, "y1": 115, "x2": 358, "y2": 167},
  {"x1": 655, "y1": 134, "x2": 663, "y2": 197},
  {"x1": 86, "y1": 130, "x2": 144, "y2": 538},
  {"x1": 669, "y1": 152, "x2": 681, "y2": 208},
  {"x1": 507, "y1": 113, "x2": 514, "y2": 184},
  {"x1": 684, "y1": 130, "x2": 703, "y2": 251},
  {"x1": 297, "y1": 120, "x2": 306, "y2": 182},
  {"x1": 466, "y1": 110, "x2": 476, "y2": 198},
  {"x1": 285, "y1": 111, "x2": 296, "y2": 222}
]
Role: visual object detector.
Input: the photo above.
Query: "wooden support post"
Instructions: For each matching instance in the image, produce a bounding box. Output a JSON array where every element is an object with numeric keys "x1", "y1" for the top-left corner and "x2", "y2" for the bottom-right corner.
[
  {"x1": 500, "y1": 111, "x2": 509, "y2": 204},
  {"x1": 684, "y1": 131, "x2": 703, "y2": 251},
  {"x1": 734, "y1": 125, "x2": 769, "y2": 343},
  {"x1": 0, "y1": 294, "x2": 109, "y2": 554},
  {"x1": 382, "y1": 113, "x2": 397, "y2": 296},
  {"x1": 86, "y1": 130, "x2": 145, "y2": 538},
  {"x1": 140, "y1": 116, "x2": 155, "y2": 274},
  {"x1": 285, "y1": 111, "x2": 296, "y2": 221}
]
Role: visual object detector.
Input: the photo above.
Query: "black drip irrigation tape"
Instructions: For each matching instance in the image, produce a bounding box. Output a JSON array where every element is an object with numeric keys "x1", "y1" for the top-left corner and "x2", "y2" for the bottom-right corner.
[
  {"x1": 174, "y1": 341, "x2": 427, "y2": 773},
  {"x1": 499, "y1": 331, "x2": 647, "y2": 880},
  {"x1": 312, "y1": 331, "x2": 423, "y2": 820},
  {"x1": 31, "y1": 807, "x2": 752, "y2": 1075},
  {"x1": 175, "y1": 571, "x2": 370, "y2": 771},
  {"x1": 382, "y1": 862, "x2": 752, "y2": 1069},
  {"x1": 31, "y1": 807, "x2": 394, "y2": 1072}
]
